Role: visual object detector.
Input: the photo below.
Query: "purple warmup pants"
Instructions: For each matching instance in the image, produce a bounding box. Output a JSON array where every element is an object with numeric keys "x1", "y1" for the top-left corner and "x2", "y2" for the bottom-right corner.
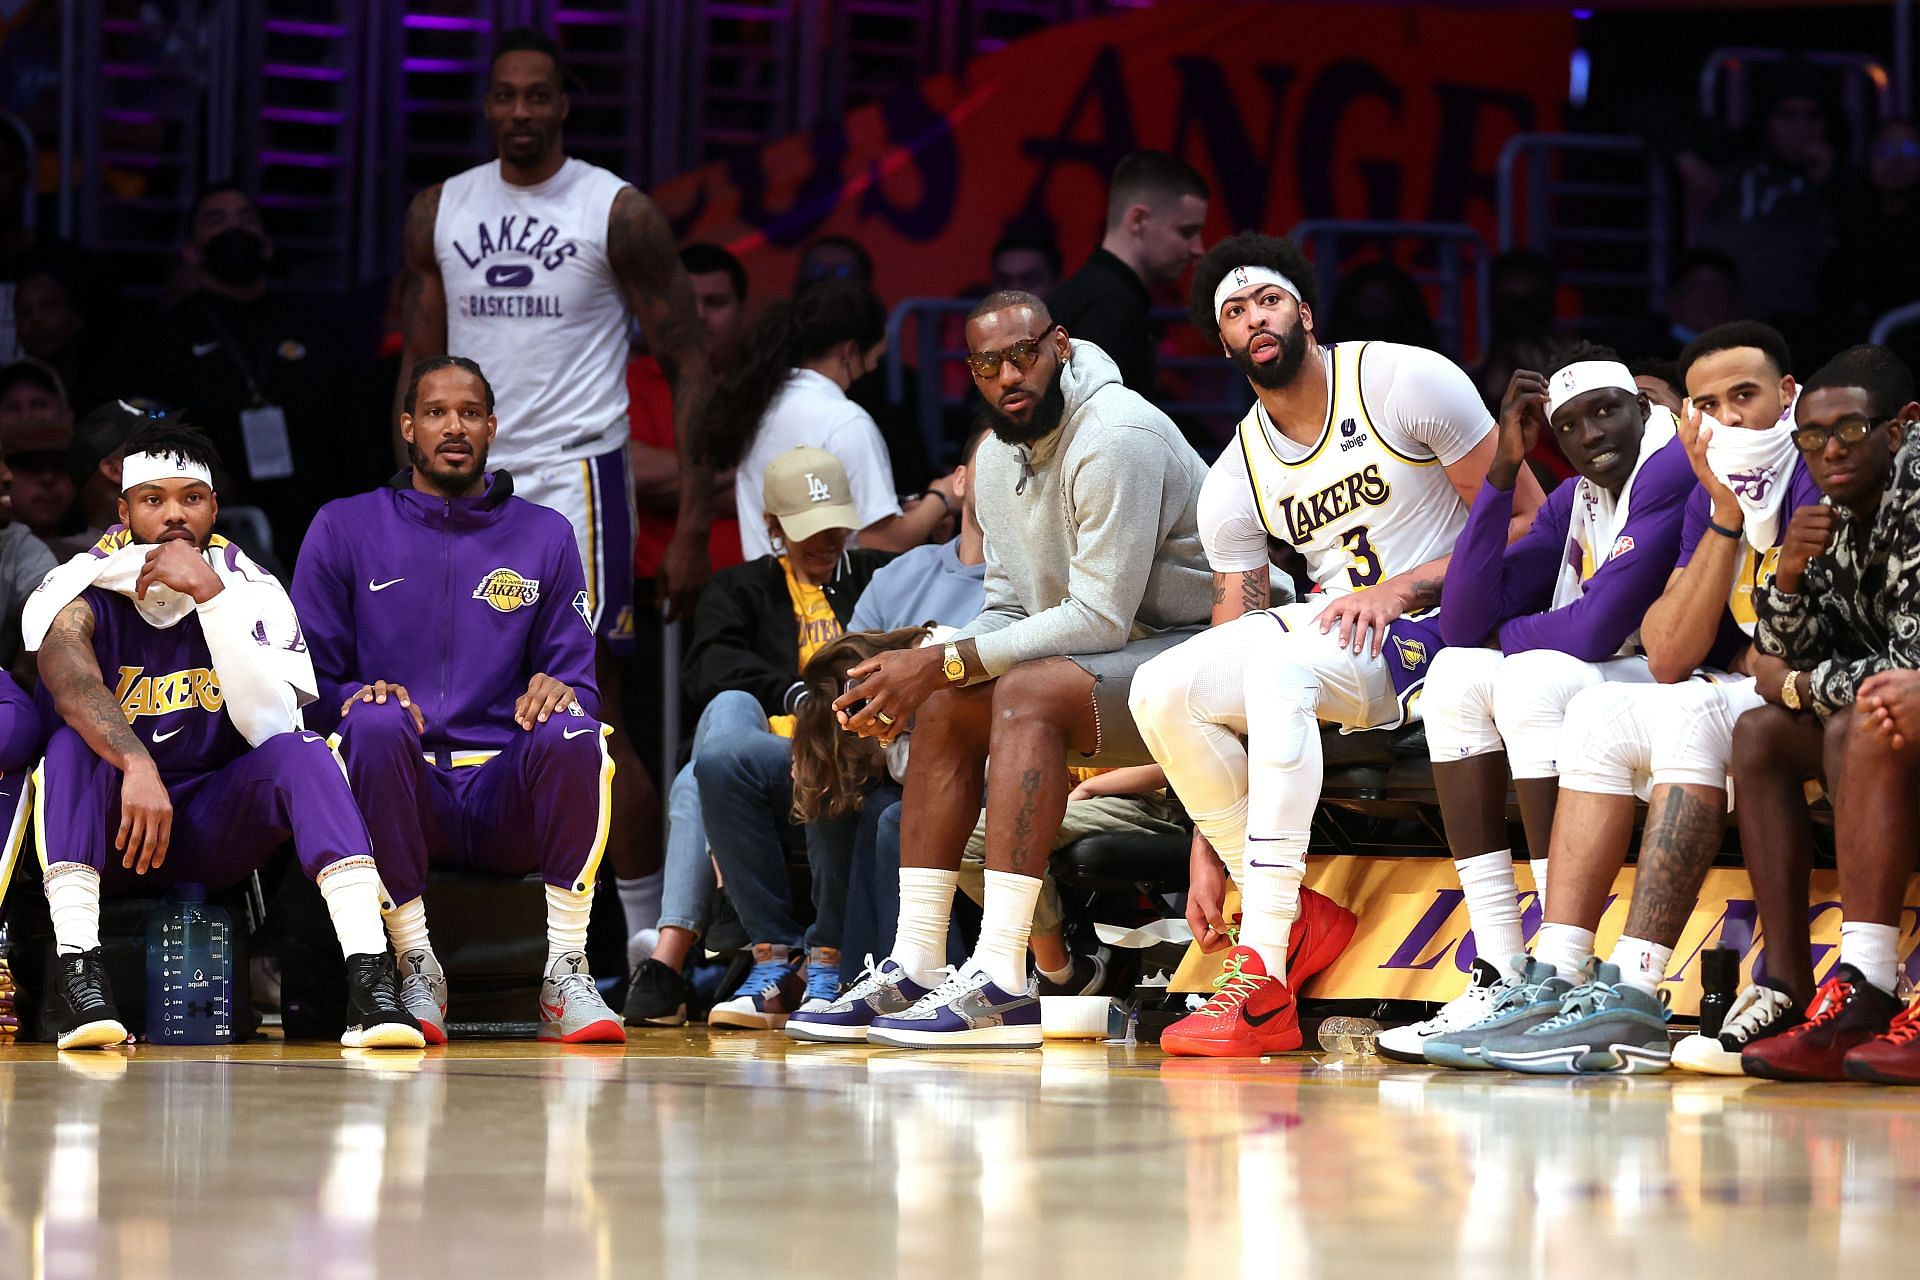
[
  {"x1": 331, "y1": 698, "x2": 612, "y2": 905},
  {"x1": 0, "y1": 676, "x2": 43, "y2": 900},
  {"x1": 35, "y1": 726, "x2": 375, "y2": 896}
]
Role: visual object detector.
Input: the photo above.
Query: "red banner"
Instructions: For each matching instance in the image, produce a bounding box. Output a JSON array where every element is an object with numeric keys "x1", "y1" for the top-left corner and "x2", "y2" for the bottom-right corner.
[{"x1": 654, "y1": 1, "x2": 1571, "y2": 308}]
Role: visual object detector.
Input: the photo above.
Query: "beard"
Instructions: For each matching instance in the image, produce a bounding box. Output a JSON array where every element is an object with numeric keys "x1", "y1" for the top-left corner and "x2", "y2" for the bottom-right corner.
[
  {"x1": 982, "y1": 369, "x2": 1067, "y2": 446},
  {"x1": 410, "y1": 438, "x2": 490, "y2": 491},
  {"x1": 1227, "y1": 315, "x2": 1310, "y2": 390}
]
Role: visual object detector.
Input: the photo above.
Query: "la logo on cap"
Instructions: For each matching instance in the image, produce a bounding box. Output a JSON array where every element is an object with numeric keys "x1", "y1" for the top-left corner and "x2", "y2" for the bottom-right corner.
[{"x1": 805, "y1": 473, "x2": 832, "y2": 503}]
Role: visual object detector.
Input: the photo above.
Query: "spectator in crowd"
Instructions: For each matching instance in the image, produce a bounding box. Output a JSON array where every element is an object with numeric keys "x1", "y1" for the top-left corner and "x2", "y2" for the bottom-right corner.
[
  {"x1": 0, "y1": 444, "x2": 55, "y2": 674},
  {"x1": 0, "y1": 352, "x2": 62, "y2": 436},
  {"x1": 1475, "y1": 250, "x2": 1559, "y2": 407},
  {"x1": 63, "y1": 398, "x2": 157, "y2": 552},
  {"x1": 1822, "y1": 119, "x2": 1920, "y2": 342},
  {"x1": 117, "y1": 182, "x2": 357, "y2": 563},
  {"x1": 1, "y1": 113, "x2": 98, "y2": 362},
  {"x1": 1048, "y1": 150, "x2": 1210, "y2": 395},
  {"x1": 1328, "y1": 260, "x2": 1440, "y2": 351},
  {"x1": 12, "y1": 262, "x2": 110, "y2": 415},
  {"x1": 989, "y1": 229, "x2": 1062, "y2": 297},
  {"x1": 795, "y1": 235, "x2": 874, "y2": 291},
  {"x1": 632, "y1": 448, "x2": 895, "y2": 1031},
  {"x1": 1651, "y1": 250, "x2": 1746, "y2": 354},
  {"x1": 1631, "y1": 357, "x2": 1686, "y2": 415},
  {"x1": 703, "y1": 277, "x2": 957, "y2": 559},
  {"x1": 1684, "y1": 85, "x2": 1843, "y2": 325},
  {"x1": 0, "y1": 358, "x2": 86, "y2": 558}
]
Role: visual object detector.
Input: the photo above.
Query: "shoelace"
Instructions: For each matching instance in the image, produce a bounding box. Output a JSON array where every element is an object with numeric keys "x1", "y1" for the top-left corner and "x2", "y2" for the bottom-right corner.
[
  {"x1": 804, "y1": 965, "x2": 840, "y2": 1003},
  {"x1": 1199, "y1": 954, "x2": 1268, "y2": 1012},
  {"x1": 549, "y1": 971, "x2": 600, "y2": 1003},
  {"x1": 62, "y1": 957, "x2": 110, "y2": 1011},
  {"x1": 738, "y1": 958, "x2": 794, "y2": 997},
  {"x1": 1798, "y1": 976, "x2": 1853, "y2": 1030},
  {"x1": 1717, "y1": 985, "x2": 1789, "y2": 1043},
  {"x1": 1881, "y1": 1000, "x2": 1920, "y2": 1046},
  {"x1": 1529, "y1": 977, "x2": 1627, "y2": 1034},
  {"x1": 919, "y1": 966, "x2": 988, "y2": 1006}
]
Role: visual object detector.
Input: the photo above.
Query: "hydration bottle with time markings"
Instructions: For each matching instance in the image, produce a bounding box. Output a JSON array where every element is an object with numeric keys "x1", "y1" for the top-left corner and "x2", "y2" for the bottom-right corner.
[{"x1": 145, "y1": 884, "x2": 235, "y2": 1044}]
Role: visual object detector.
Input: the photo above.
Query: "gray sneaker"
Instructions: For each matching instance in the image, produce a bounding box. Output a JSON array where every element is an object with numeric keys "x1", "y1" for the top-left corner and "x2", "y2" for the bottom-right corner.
[
  {"x1": 398, "y1": 949, "x2": 448, "y2": 1046},
  {"x1": 1422, "y1": 956, "x2": 1573, "y2": 1070},
  {"x1": 538, "y1": 952, "x2": 627, "y2": 1044},
  {"x1": 1481, "y1": 960, "x2": 1671, "y2": 1074}
]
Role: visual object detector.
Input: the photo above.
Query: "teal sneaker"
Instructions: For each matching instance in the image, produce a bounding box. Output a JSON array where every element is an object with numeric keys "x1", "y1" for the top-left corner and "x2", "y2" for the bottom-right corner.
[
  {"x1": 1422, "y1": 956, "x2": 1572, "y2": 1070},
  {"x1": 1480, "y1": 960, "x2": 1671, "y2": 1075}
]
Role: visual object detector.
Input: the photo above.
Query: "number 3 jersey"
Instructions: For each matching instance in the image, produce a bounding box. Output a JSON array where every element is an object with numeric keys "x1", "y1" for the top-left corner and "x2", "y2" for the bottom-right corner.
[{"x1": 1198, "y1": 341, "x2": 1491, "y2": 713}]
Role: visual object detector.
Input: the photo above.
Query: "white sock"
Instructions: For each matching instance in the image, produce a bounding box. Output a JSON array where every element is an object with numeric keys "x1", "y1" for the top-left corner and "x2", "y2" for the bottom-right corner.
[
  {"x1": 616, "y1": 872, "x2": 662, "y2": 937},
  {"x1": 1530, "y1": 857, "x2": 1549, "y2": 915},
  {"x1": 1036, "y1": 950, "x2": 1075, "y2": 985},
  {"x1": 45, "y1": 865, "x2": 102, "y2": 955},
  {"x1": 317, "y1": 859, "x2": 388, "y2": 958},
  {"x1": 1455, "y1": 849, "x2": 1525, "y2": 979},
  {"x1": 1533, "y1": 922, "x2": 1594, "y2": 982},
  {"x1": 1606, "y1": 935, "x2": 1672, "y2": 996},
  {"x1": 382, "y1": 897, "x2": 435, "y2": 974},
  {"x1": 1241, "y1": 832, "x2": 1308, "y2": 981},
  {"x1": 972, "y1": 870, "x2": 1041, "y2": 992},
  {"x1": 892, "y1": 867, "x2": 958, "y2": 985},
  {"x1": 545, "y1": 884, "x2": 594, "y2": 971},
  {"x1": 1840, "y1": 920, "x2": 1900, "y2": 995}
]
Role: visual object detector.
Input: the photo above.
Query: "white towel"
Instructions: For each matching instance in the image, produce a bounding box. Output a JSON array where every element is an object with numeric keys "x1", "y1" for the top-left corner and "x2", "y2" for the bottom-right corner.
[
  {"x1": 1552, "y1": 406, "x2": 1679, "y2": 627},
  {"x1": 1701, "y1": 401, "x2": 1799, "y2": 552}
]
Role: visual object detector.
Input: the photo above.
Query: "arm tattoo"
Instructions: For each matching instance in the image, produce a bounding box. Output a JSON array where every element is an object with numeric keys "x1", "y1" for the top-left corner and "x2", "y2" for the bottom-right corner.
[
  {"x1": 37, "y1": 600, "x2": 149, "y2": 770},
  {"x1": 1404, "y1": 576, "x2": 1444, "y2": 610},
  {"x1": 1621, "y1": 787, "x2": 1724, "y2": 945},
  {"x1": 1211, "y1": 574, "x2": 1228, "y2": 607},
  {"x1": 1240, "y1": 568, "x2": 1271, "y2": 615},
  {"x1": 1009, "y1": 768, "x2": 1043, "y2": 875},
  {"x1": 608, "y1": 188, "x2": 713, "y2": 491}
]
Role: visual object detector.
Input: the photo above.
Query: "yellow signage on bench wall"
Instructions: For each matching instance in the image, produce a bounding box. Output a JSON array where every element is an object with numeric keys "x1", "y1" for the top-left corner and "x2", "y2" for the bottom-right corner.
[{"x1": 1171, "y1": 858, "x2": 1920, "y2": 1017}]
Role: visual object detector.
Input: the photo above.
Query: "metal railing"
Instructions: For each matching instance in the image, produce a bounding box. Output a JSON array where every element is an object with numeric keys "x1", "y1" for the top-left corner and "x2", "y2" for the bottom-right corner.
[
  {"x1": 1870, "y1": 300, "x2": 1920, "y2": 346},
  {"x1": 1497, "y1": 132, "x2": 1671, "y2": 315},
  {"x1": 1289, "y1": 219, "x2": 1491, "y2": 366},
  {"x1": 1699, "y1": 47, "x2": 1893, "y2": 162}
]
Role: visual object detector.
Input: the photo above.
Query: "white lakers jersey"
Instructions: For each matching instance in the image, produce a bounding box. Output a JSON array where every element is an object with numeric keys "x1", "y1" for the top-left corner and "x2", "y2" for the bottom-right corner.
[
  {"x1": 1198, "y1": 341, "x2": 1490, "y2": 593},
  {"x1": 435, "y1": 157, "x2": 632, "y2": 470}
]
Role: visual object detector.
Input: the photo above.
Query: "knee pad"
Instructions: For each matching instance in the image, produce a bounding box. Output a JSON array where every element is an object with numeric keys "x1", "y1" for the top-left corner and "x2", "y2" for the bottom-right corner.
[
  {"x1": 1557, "y1": 684, "x2": 1654, "y2": 798},
  {"x1": 1491, "y1": 650, "x2": 1600, "y2": 779},
  {"x1": 1421, "y1": 647, "x2": 1506, "y2": 761}
]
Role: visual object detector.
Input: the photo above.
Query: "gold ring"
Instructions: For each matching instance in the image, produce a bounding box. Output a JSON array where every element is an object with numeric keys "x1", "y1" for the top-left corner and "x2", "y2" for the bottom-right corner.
[{"x1": 876, "y1": 712, "x2": 896, "y2": 726}]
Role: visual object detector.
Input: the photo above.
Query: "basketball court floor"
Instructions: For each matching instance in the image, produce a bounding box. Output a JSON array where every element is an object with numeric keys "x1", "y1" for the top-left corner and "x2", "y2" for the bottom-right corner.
[{"x1": 0, "y1": 1034, "x2": 1910, "y2": 1280}]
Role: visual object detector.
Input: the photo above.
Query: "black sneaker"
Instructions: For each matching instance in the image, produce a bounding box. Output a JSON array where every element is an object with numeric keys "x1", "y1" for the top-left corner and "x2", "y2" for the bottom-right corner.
[
  {"x1": 624, "y1": 958, "x2": 691, "y2": 1027},
  {"x1": 341, "y1": 953, "x2": 426, "y2": 1049},
  {"x1": 53, "y1": 948, "x2": 128, "y2": 1050},
  {"x1": 1036, "y1": 946, "x2": 1110, "y2": 997}
]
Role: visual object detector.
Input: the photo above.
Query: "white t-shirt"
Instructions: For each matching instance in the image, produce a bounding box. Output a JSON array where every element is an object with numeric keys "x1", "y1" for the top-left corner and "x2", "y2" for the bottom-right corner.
[
  {"x1": 1199, "y1": 341, "x2": 1491, "y2": 589},
  {"x1": 736, "y1": 368, "x2": 903, "y2": 558}
]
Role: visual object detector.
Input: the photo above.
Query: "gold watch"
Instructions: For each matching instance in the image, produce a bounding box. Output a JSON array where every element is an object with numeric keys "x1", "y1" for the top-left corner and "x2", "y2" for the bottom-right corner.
[
  {"x1": 1781, "y1": 670, "x2": 1803, "y2": 711},
  {"x1": 942, "y1": 641, "x2": 967, "y2": 684}
]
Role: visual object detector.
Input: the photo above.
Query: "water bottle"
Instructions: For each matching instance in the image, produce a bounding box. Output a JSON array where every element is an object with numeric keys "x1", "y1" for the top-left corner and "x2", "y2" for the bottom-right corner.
[
  {"x1": 1698, "y1": 947, "x2": 1739, "y2": 1039},
  {"x1": 0, "y1": 918, "x2": 17, "y2": 1040},
  {"x1": 1316, "y1": 1015, "x2": 1382, "y2": 1060},
  {"x1": 145, "y1": 885, "x2": 234, "y2": 1045}
]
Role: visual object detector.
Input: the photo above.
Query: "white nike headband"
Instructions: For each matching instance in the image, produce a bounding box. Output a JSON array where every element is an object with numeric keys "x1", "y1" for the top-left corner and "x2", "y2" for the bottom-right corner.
[
  {"x1": 1213, "y1": 265, "x2": 1302, "y2": 319},
  {"x1": 121, "y1": 450, "x2": 214, "y2": 493},
  {"x1": 1546, "y1": 360, "x2": 1638, "y2": 417}
]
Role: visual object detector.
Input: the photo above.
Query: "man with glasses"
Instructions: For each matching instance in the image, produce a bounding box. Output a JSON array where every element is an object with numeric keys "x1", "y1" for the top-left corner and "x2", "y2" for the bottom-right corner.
[
  {"x1": 784, "y1": 292, "x2": 1211, "y2": 1048},
  {"x1": 1732, "y1": 343, "x2": 1920, "y2": 1081}
]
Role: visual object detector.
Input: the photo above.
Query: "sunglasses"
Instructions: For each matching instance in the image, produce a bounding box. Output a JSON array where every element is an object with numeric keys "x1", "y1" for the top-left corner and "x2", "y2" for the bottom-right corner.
[
  {"x1": 1792, "y1": 415, "x2": 1897, "y2": 452},
  {"x1": 966, "y1": 325, "x2": 1060, "y2": 379}
]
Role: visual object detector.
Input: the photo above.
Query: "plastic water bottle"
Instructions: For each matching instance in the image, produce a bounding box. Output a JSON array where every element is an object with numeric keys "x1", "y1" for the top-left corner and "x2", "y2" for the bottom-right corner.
[
  {"x1": 145, "y1": 885, "x2": 234, "y2": 1045},
  {"x1": 1316, "y1": 1016, "x2": 1381, "y2": 1060},
  {"x1": 1698, "y1": 947, "x2": 1739, "y2": 1039}
]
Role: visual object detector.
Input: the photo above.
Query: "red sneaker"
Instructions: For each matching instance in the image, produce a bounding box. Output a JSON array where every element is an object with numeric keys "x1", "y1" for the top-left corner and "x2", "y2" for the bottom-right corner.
[
  {"x1": 1288, "y1": 888, "x2": 1357, "y2": 989},
  {"x1": 1742, "y1": 964, "x2": 1901, "y2": 1081},
  {"x1": 1160, "y1": 946, "x2": 1300, "y2": 1057},
  {"x1": 1843, "y1": 997, "x2": 1920, "y2": 1085}
]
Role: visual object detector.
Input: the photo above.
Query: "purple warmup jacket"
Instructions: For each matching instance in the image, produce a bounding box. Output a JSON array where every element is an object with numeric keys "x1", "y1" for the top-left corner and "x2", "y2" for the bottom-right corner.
[
  {"x1": 292, "y1": 471, "x2": 599, "y2": 753},
  {"x1": 1677, "y1": 454, "x2": 1825, "y2": 671},
  {"x1": 1439, "y1": 435, "x2": 1695, "y2": 660}
]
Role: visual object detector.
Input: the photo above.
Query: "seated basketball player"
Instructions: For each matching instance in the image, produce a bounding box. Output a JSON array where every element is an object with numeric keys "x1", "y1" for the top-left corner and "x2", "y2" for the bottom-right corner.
[
  {"x1": 29, "y1": 423, "x2": 421, "y2": 1051},
  {"x1": 292, "y1": 356, "x2": 623, "y2": 1045},
  {"x1": 1385, "y1": 349, "x2": 1695, "y2": 1067}
]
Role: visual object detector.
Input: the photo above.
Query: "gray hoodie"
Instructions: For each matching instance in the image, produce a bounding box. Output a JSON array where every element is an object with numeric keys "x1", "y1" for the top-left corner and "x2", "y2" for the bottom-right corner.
[{"x1": 954, "y1": 339, "x2": 1211, "y2": 677}]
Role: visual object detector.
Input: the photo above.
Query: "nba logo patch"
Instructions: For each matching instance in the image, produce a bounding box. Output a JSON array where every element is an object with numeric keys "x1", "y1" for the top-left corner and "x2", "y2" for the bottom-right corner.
[
  {"x1": 1610, "y1": 535, "x2": 1636, "y2": 561},
  {"x1": 573, "y1": 590, "x2": 592, "y2": 626},
  {"x1": 1231, "y1": 267, "x2": 1250, "y2": 287}
]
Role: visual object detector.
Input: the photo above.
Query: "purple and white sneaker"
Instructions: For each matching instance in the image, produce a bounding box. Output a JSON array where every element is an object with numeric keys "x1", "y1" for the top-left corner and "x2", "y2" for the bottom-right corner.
[
  {"x1": 785, "y1": 956, "x2": 932, "y2": 1043},
  {"x1": 866, "y1": 962, "x2": 1042, "y2": 1049}
]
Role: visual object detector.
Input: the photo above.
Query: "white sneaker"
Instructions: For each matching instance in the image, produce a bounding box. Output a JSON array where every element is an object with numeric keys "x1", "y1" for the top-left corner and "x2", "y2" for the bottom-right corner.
[
  {"x1": 1377, "y1": 958, "x2": 1506, "y2": 1063},
  {"x1": 1671, "y1": 981, "x2": 1801, "y2": 1075},
  {"x1": 397, "y1": 948, "x2": 448, "y2": 1046}
]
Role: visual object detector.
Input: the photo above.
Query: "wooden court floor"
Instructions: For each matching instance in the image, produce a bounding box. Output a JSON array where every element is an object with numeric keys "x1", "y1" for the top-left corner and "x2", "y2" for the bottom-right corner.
[{"x1": 0, "y1": 1032, "x2": 1913, "y2": 1280}]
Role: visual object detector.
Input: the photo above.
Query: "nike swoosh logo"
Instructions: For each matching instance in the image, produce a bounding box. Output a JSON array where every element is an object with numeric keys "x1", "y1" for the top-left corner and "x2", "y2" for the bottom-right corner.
[
  {"x1": 1243, "y1": 1000, "x2": 1290, "y2": 1027},
  {"x1": 562, "y1": 727, "x2": 593, "y2": 740},
  {"x1": 368, "y1": 578, "x2": 404, "y2": 592},
  {"x1": 192, "y1": 341, "x2": 220, "y2": 357},
  {"x1": 152, "y1": 726, "x2": 184, "y2": 743},
  {"x1": 540, "y1": 999, "x2": 566, "y2": 1021}
]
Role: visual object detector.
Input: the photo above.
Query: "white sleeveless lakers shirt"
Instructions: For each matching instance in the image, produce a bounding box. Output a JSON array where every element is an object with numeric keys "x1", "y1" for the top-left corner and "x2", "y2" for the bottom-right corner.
[
  {"x1": 434, "y1": 157, "x2": 632, "y2": 471},
  {"x1": 1199, "y1": 341, "x2": 1492, "y2": 591}
]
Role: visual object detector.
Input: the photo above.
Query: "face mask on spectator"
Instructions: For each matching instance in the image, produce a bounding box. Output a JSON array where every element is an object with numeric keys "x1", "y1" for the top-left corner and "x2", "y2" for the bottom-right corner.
[{"x1": 202, "y1": 227, "x2": 269, "y2": 289}]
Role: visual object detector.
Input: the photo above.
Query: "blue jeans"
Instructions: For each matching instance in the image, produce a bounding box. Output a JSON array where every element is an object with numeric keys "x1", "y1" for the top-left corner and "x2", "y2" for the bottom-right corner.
[
  {"x1": 658, "y1": 691, "x2": 768, "y2": 936},
  {"x1": 694, "y1": 694, "x2": 856, "y2": 953},
  {"x1": 839, "y1": 794, "x2": 973, "y2": 981}
]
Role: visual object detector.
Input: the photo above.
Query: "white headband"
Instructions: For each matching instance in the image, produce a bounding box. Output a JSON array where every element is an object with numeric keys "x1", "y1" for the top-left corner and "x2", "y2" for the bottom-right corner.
[
  {"x1": 1547, "y1": 360, "x2": 1638, "y2": 417},
  {"x1": 1213, "y1": 265, "x2": 1302, "y2": 319},
  {"x1": 121, "y1": 450, "x2": 214, "y2": 493}
]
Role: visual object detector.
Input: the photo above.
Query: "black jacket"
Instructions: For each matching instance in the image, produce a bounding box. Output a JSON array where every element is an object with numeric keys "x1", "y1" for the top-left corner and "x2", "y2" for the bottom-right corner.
[
  {"x1": 684, "y1": 550, "x2": 895, "y2": 716},
  {"x1": 1048, "y1": 248, "x2": 1154, "y2": 394}
]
